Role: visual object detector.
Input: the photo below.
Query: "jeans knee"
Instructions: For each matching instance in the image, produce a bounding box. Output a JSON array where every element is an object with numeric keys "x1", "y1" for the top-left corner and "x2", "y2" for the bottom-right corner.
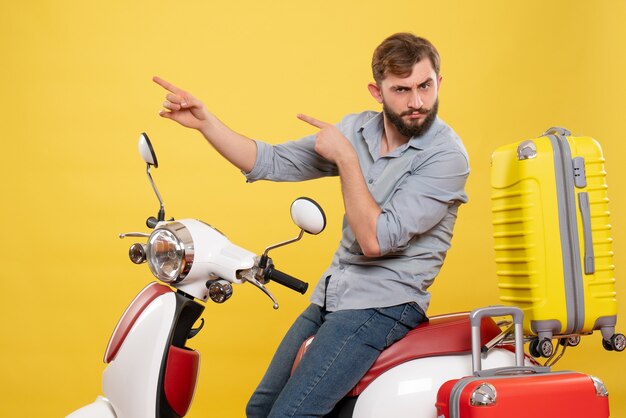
[{"x1": 245, "y1": 397, "x2": 263, "y2": 418}]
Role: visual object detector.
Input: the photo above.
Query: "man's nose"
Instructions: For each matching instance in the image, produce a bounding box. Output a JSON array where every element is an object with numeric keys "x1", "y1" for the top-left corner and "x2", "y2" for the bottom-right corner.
[{"x1": 408, "y1": 89, "x2": 423, "y2": 109}]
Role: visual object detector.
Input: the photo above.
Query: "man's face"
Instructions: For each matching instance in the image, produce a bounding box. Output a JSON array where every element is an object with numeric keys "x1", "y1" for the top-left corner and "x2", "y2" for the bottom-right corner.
[{"x1": 369, "y1": 59, "x2": 442, "y2": 138}]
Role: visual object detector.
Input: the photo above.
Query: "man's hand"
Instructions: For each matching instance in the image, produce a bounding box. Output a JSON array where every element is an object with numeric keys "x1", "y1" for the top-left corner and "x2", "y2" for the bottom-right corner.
[
  {"x1": 297, "y1": 113, "x2": 381, "y2": 257},
  {"x1": 153, "y1": 76, "x2": 212, "y2": 131},
  {"x1": 152, "y1": 76, "x2": 257, "y2": 173},
  {"x1": 297, "y1": 113, "x2": 357, "y2": 166}
]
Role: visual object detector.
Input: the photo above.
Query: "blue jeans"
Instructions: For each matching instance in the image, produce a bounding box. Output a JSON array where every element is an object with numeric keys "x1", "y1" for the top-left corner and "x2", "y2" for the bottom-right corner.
[{"x1": 246, "y1": 302, "x2": 426, "y2": 417}]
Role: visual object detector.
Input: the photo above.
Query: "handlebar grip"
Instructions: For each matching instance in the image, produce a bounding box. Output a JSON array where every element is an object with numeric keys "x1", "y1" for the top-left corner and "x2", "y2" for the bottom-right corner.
[{"x1": 265, "y1": 266, "x2": 308, "y2": 294}]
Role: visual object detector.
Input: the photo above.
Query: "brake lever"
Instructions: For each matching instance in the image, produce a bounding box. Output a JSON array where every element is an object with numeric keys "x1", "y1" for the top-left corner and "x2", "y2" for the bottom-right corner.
[{"x1": 239, "y1": 269, "x2": 279, "y2": 310}]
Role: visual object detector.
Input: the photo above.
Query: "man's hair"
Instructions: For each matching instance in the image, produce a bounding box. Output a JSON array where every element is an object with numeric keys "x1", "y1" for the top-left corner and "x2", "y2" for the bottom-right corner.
[{"x1": 372, "y1": 33, "x2": 441, "y2": 84}]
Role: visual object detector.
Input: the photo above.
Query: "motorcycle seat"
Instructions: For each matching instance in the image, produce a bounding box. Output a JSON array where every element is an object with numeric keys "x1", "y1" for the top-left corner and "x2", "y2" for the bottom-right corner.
[{"x1": 290, "y1": 311, "x2": 503, "y2": 396}]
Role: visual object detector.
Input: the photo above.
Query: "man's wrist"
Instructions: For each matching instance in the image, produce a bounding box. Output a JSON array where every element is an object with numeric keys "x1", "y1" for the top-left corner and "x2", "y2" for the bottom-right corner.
[
  {"x1": 335, "y1": 148, "x2": 359, "y2": 171},
  {"x1": 198, "y1": 113, "x2": 220, "y2": 138}
]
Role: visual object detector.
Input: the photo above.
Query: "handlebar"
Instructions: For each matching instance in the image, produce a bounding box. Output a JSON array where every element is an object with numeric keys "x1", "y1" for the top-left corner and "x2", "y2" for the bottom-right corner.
[{"x1": 265, "y1": 265, "x2": 309, "y2": 294}]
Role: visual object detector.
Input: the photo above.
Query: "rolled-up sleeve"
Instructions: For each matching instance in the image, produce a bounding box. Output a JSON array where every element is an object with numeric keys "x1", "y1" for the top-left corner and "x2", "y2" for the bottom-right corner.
[
  {"x1": 245, "y1": 135, "x2": 338, "y2": 182},
  {"x1": 376, "y1": 149, "x2": 469, "y2": 255}
]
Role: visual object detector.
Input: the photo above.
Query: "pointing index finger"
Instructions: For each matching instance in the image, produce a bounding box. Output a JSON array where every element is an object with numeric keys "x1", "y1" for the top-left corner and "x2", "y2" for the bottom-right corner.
[
  {"x1": 297, "y1": 113, "x2": 331, "y2": 129},
  {"x1": 153, "y1": 76, "x2": 182, "y2": 94}
]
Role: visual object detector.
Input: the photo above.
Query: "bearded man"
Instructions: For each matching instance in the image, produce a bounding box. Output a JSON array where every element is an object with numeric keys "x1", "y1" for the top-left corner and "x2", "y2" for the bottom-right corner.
[{"x1": 154, "y1": 32, "x2": 469, "y2": 418}]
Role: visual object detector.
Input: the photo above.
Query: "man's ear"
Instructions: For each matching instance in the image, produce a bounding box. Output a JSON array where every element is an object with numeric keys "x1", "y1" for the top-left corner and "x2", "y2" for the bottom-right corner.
[
  {"x1": 437, "y1": 74, "x2": 443, "y2": 93},
  {"x1": 368, "y1": 82, "x2": 383, "y2": 104}
]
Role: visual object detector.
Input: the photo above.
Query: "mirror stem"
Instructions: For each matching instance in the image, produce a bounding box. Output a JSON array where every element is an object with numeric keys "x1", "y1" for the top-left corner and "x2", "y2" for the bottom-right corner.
[
  {"x1": 259, "y1": 230, "x2": 304, "y2": 269},
  {"x1": 146, "y1": 163, "x2": 165, "y2": 221}
]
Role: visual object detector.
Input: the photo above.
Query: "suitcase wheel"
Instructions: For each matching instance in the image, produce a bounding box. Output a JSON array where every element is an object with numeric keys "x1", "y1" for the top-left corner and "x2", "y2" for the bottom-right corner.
[
  {"x1": 529, "y1": 338, "x2": 553, "y2": 358},
  {"x1": 602, "y1": 333, "x2": 626, "y2": 352},
  {"x1": 558, "y1": 336, "x2": 581, "y2": 347}
]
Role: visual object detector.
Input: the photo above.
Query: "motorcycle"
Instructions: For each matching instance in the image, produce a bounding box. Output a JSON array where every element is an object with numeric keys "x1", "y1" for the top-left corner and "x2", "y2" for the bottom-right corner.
[
  {"x1": 68, "y1": 133, "x2": 599, "y2": 418},
  {"x1": 68, "y1": 132, "x2": 325, "y2": 418}
]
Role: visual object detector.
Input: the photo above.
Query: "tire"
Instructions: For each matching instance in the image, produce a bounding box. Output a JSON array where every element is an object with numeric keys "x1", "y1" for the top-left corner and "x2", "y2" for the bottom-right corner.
[
  {"x1": 529, "y1": 338, "x2": 541, "y2": 358},
  {"x1": 567, "y1": 336, "x2": 581, "y2": 347},
  {"x1": 538, "y1": 338, "x2": 553, "y2": 358},
  {"x1": 602, "y1": 338, "x2": 614, "y2": 351},
  {"x1": 611, "y1": 334, "x2": 626, "y2": 352}
]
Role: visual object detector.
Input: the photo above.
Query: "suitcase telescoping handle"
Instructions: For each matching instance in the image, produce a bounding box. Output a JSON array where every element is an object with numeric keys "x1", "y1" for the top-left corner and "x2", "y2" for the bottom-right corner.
[{"x1": 470, "y1": 306, "x2": 525, "y2": 374}]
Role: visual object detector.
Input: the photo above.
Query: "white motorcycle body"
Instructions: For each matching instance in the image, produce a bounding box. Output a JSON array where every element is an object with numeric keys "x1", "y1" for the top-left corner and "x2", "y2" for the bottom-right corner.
[
  {"x1": 69, "y1": 216, "x2": 257, "y2": 418},
  {"x1": 69, "y1": 282, "x2": 203, "y2": 418}
]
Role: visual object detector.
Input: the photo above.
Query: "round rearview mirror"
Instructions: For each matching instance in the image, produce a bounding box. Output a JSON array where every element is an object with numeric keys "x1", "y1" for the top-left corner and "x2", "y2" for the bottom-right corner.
[
  {"x1": 290, "y1": 198, "x2": 326, "y2": 235},
  {"x1": 138, "y1": 132, "x2": 158, "y2": 167}
]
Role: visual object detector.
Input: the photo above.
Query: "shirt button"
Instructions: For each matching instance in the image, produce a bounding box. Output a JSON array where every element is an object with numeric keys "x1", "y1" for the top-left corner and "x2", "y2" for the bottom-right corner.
[{"x1": 368, "y1": 178, "x2": 374, "y2": 184}]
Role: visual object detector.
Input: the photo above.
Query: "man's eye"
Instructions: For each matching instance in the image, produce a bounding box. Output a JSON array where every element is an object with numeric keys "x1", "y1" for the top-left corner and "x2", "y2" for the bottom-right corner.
[
  {"x1": 419, "y1": 83, "x2": 431, "y2": 90},
  {"x1": 395, "y1": 87, "x2": 408, "y2": 93}
]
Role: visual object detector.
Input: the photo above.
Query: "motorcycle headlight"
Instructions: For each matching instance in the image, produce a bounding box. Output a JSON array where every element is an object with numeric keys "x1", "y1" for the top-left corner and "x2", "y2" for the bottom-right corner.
[{"x1": 146, "y1": 222, "x2": 194, "y2": 283}]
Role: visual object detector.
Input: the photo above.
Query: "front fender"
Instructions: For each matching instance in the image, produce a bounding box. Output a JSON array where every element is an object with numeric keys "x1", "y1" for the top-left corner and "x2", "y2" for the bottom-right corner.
[{"x1": 66, "y1": 396, "x2": 116, "y2": 418}]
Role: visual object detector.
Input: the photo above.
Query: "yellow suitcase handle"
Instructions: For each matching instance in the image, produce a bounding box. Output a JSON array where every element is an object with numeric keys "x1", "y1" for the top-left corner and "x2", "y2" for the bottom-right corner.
[{"x1": 543, "y1": 126, "x2": 571, "y2": 136}]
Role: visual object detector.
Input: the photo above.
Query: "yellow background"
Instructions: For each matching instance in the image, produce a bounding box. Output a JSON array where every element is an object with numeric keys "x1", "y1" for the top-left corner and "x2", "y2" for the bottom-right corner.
[{"x1": 1, "y1": 0, "x2": 625, "y2": 416}]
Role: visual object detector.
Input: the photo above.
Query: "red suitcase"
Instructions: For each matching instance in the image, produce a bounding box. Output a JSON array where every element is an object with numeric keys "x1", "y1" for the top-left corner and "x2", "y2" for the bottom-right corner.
[{"x1": 435, "y1": 307, "x2": 610, "y2": 418}]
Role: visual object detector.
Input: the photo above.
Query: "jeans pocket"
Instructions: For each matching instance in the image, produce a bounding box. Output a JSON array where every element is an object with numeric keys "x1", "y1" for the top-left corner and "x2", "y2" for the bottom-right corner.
[{"x1": 384, "y1": 303, "x2": 426, "y2": 347}]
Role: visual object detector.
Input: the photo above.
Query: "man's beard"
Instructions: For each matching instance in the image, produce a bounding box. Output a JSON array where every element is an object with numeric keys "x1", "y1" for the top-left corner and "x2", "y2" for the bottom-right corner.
[{"x1": 383, "y1": 99, "x2": 439, "y2": 139}]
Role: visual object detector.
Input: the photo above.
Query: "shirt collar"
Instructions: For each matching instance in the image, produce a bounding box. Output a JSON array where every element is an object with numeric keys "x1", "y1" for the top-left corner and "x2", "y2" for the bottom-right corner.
[{"x1": 360, "y1": 112, "x2": 384, "y2": 158}]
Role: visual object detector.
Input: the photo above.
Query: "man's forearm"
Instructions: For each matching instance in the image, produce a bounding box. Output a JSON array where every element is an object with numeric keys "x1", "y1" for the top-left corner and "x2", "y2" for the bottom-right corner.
[
  {"x1": 336, "y1": 157, "x2": 382, "y2": 257},
  {"x1": 199, "y1": 114, "x2": 258, "y2": 173}
]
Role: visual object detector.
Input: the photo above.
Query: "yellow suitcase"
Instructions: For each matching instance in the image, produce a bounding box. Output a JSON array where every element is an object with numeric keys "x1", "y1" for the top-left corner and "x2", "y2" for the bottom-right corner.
[{"x1": 491, "y1": 127, "x2": 624, "y2": 357}]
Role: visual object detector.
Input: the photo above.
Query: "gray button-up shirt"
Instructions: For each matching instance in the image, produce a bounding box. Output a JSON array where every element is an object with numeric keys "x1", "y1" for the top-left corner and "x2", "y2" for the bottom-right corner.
[{"x1": 246, "y1": 111, "x2": 469, "y2": 313}]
